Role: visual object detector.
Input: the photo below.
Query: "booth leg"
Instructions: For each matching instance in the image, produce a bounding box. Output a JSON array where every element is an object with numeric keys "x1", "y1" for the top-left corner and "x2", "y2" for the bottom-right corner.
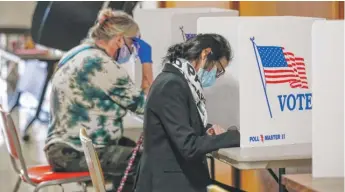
[
  {"x1": 278, "y1": 168, "x2": 287, "y2": 192},
  {"x1": 233, "y1": 167, "x2": 241, "y2": 189}
]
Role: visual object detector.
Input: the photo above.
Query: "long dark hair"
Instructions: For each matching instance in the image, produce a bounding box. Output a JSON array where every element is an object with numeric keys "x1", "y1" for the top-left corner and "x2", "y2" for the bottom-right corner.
[{"x1": 164, "y1": 33, "x2": 233, "y2": 64}]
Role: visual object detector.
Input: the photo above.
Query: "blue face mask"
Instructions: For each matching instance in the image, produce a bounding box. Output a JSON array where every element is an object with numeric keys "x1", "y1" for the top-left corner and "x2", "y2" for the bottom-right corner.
[
  {"x1": 116, "y1": 45, "x2": 132, "y2": 64},
  {"x1": 198, "y1": 67, "x2": 217, "y2": 88}
]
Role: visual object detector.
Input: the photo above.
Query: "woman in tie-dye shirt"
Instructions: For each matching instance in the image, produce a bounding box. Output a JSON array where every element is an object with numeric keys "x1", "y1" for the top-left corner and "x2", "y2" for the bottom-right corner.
[{"x1": 44, "y1": 9, "x2": 151, "y2": 189}]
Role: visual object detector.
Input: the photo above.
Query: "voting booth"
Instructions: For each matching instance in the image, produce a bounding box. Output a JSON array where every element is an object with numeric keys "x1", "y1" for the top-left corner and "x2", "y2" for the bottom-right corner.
[
  {"x1": 124, "y1": 8, "x2": 238, "y2": 127},
  {"x1": 125, "y1": 8, "x2": 238, "y2": 128},
  {"x1": 312, "y1": 20, "x2": 344, "y2": 178},
  {"x1": 125, "y1": 8, "x2": 237, "y2": 129},
  {"x1": 198, "y1": 16, "x2": 322, "y2": 148},
  {"x1": 134, "y1": 8, "x2": 238, "y2": 82}
]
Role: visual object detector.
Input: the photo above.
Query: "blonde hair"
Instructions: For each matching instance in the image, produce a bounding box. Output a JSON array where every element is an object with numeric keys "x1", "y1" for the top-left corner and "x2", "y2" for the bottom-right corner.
[{"x1": 88, "y1": 8, "x2": 139, "y2": 42}]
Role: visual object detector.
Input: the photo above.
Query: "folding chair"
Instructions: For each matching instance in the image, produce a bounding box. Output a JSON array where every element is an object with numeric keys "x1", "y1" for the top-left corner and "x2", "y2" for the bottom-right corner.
[
  {"x1": 80, "y1": 127, "x2": 107, "y2": 192},
  {"x1": 0, "y1": 106, "x2": 90, "y2": 192}
]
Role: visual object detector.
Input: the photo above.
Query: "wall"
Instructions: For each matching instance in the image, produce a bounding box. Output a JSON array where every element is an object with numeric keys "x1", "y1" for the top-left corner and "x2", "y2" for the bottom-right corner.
[
  {"x1": 164, "y1": 1, "x2": 344, "y2": 19},
  {"x1": 0, "y1": 1, "x2": 37, "y2": 28},
  {"x1": 239, "y1": 1, "x2": 343, "y2": 19},
  {"x1": 166, "y1": 1, "x2": 232, "y2": 9}
]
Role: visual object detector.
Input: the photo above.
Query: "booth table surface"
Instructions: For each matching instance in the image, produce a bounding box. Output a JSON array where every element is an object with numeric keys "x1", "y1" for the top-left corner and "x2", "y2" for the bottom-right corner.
[
  {"x1": 282, "y1": 174, "x2": 344, "y2": 192},
  {"x1": 215, "y1": 143, "x2": 312, "y2": 169}
]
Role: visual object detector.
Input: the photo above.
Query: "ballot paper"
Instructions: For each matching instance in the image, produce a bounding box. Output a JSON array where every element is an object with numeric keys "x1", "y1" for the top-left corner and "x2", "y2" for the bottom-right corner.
[
  {"x1": 128, "y1": 112, "x2": 144, "y2": 124},
  {"x1": 123, "y1": 111, "x2": 144, "y2": 129}
]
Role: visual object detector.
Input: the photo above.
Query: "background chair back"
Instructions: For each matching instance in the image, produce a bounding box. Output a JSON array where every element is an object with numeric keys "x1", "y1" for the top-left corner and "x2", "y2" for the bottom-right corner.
[
  {"x1": 0, "y1": 106, "x2": 33, "y2": 184},
  {"x1": 0, "y1": 108, "x2": 18, "y2": 159},
  {"x1": 80, "y1": 128, "x2": 106, "y2": 192}
]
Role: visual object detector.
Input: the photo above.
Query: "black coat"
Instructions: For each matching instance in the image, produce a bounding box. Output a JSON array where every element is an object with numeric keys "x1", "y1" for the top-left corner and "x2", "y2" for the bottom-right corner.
[{"x1": 134, "y1": 64, "x2": 240, "y2": 192}]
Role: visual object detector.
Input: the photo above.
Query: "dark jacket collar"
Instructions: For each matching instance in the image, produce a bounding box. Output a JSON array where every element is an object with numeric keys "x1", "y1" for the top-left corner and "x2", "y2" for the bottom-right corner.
[{"x1": 162, "y1": 62, "x2": 185, "y2": 78}]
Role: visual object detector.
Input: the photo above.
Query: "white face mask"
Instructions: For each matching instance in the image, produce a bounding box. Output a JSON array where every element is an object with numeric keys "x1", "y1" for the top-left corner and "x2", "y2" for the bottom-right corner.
[{"x1": 116, "y1": 44, "x2": 138, "y2": 82}]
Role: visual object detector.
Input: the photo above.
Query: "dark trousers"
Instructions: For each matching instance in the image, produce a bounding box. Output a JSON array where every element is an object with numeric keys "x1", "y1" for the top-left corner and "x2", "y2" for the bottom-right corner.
[{"x1": 45, "y1": 137, "x2": 139, "y2": 191}]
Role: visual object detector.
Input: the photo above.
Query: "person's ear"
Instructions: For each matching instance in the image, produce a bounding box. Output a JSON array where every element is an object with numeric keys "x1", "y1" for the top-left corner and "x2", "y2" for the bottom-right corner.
[
  {"x1": 110, "y1": 34, "x2": 124, "y2": 47},
  {"x1": 201, "y1": 48, "x2": 212, "y2": 60}
]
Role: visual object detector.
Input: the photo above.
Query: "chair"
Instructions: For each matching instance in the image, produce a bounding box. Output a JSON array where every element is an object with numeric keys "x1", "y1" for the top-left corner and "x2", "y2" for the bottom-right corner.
[
  {"x1": 80, "y1": 127, "x2": 106, "y2": 192},
  {"x1": 0, "y1": 106, "x2": 90, "y2": 192},
  {"x1": 207, "y1": 185, "x2": 229, "y2": 192}
]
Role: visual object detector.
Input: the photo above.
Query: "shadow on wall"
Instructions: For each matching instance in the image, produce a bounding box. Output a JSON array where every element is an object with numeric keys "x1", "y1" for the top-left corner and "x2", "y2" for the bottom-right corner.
[{"x1": 203, "y1": 71, "x2": 239, "y2": 130}]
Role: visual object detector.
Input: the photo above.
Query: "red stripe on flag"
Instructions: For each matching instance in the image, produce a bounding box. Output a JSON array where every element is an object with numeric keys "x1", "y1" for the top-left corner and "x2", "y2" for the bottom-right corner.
[{"x1": 264, "y1": 47, "x2": 309, "y2": 89}]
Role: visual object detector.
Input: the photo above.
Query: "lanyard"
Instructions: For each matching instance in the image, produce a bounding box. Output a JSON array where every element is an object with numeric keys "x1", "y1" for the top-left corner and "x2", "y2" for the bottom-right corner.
[{"x1": 116, "y1": 133, "x2": 143, "y2": 192}]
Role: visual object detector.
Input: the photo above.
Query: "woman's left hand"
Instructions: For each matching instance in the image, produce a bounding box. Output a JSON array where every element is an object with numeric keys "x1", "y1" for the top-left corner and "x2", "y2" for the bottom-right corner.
[
  {"x1": 133, "y1": 37, "x2": 152, "y2": 63},
  {"x1": 207, "y1": 124, "x2": 226, "y2": 136}
]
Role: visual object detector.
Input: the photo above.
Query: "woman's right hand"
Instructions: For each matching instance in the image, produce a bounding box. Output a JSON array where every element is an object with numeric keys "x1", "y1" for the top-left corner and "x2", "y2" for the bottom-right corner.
[
  {"x1": 133, "y1": 37, "x2": 152, "y2": 63},
  {"x1": 142, "y1": 86, "x2": 150, "y2": 96}
]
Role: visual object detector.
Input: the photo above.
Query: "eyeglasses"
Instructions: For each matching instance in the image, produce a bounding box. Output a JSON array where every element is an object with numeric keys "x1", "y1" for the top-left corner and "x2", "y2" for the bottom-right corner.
[
  {"x1": 204, "y1": 60, "x2": 226, "y2": 79},
  {"x1": 215, "y1": 61, "x2": 225, "y2": 79}
]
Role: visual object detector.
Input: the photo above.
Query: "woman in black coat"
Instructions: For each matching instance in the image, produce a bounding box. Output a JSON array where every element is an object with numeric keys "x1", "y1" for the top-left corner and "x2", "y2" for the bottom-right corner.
[{"x1": 134, "y1": 34, "x2": 241, "y2": 192}]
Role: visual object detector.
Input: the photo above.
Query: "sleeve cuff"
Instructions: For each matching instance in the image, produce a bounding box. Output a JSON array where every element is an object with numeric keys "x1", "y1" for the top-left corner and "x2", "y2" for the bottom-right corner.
[{"x1": 141, "y1": 61, "x2": 153, "y2": 64}]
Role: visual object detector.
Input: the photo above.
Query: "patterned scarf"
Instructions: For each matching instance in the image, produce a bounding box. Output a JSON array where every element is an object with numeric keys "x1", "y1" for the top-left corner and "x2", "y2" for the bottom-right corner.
[{"x1": 170, "y1": 58, "x2": 208, "y2": 127}]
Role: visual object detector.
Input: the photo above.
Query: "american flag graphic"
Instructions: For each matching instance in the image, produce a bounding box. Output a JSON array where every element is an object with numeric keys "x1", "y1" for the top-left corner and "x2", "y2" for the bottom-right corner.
[
  {"x1": 257, "y1": 46, "x2": 309, "y2": 89},
  {"x1": 185, "y1": 33, "x2": 197, "y2": 40}
]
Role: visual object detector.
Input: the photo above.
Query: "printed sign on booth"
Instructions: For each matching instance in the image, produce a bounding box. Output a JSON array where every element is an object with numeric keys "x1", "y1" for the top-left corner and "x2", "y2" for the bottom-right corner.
[
  {"x1": 238, "y1": 17, "x2": 321, "y2": 147},
  {"x1": 250, "y1": 37, "x2": 312, "y2": 119},
  {"x1": 179, "y1": 26, "x2": 197, "y2": 41},
  {"x1": 249, "y1": 133, "x2": 286, "y2": 143}
]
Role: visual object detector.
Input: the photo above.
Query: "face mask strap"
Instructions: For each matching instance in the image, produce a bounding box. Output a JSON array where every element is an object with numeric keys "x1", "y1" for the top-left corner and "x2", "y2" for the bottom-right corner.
[
  {"x1": 202, "y1": 53, "x2": 216, "y2": 71},
  {"x1": 114, "y1": 37, "x2": 125, "y2": 60},
  {"x1": 115, "y1": 47, "x2": 121, "y2": 61},
  {"x1": 124, "y1": 37, "x2": 134, "y2": 54}
]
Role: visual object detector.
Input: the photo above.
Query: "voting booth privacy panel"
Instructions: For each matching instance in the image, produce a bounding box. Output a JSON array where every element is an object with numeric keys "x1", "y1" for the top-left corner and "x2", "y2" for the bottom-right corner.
[
  {"x1": 123, "y1": 8, "x2": 238, "y2": 128},
  {"x1": 198, "y1": 16, "x2": 322, "y2": 148},
  {"x1": 312, "y1": 20, "x2": 344, "y2": 178},
  {"x1": 134, "y1": 8, "x2": 238, "y2": 83}
]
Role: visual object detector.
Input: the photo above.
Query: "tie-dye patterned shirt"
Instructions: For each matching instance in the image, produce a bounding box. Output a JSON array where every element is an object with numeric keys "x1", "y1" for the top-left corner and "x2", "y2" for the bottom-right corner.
[{"x1": 45, "y1": 44, "x2": 145, "y2": 151}]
